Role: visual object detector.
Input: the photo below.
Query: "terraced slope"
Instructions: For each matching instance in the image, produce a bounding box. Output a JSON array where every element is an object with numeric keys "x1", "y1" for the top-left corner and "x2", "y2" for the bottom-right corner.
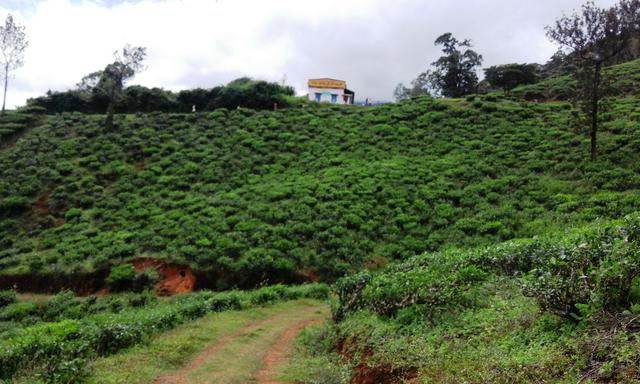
[{"x1": 1, "y1": 92, "x2": 639, "y2": 288}]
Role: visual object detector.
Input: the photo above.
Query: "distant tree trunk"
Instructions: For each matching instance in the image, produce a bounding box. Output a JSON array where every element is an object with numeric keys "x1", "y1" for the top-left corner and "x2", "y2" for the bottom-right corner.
[
  {"x1": 590, "y1": 61, "x2": 602, "y2": 161},
  {"x1": 105, "y1": 87, "x2": 116, "y2": 130},
  {"x1": 1, "y1": 64, "x2": 8, "y2": 114}
]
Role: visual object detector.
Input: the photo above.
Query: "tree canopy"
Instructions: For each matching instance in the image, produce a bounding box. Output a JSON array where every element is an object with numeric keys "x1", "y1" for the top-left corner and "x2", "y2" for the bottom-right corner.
[
  {"x1": 428, "y1": 33, "x2": 483, "y2": 98},
  {"x1": 484, "y1": 63, "x2": 539, "y2": 94},
  {"x1": 396, "y1": 33, "x2": 482, "y2": 100}
]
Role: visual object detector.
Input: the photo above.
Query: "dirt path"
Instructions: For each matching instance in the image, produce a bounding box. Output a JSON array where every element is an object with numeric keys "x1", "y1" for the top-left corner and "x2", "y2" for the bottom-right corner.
[
  {"x1": 152, "y1": 301, "x2": 328, "y2": 384},
  {"x1": 255, "y1": 318, "x2": 323, "y2": 384}
]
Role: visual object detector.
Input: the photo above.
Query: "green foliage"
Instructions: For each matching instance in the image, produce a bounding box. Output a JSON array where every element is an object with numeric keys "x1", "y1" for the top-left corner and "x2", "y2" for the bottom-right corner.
[
  {"x1": 280, "y1": 323, "x2": 351, "y2": 384},
  {"x1": 329, "y1": 213, "x2": 640, "y2": 382},
  {"x1": 511, "y1": 58, "x2": 640, "y2": 101},
  {"x1": 520, "y1": 214, "x2": 640, "y2": 318},
  {"x1": 105, "y1": 264, "x2": 160, "y2": 293},
  {"x1": 0, "y1": 283, "x2": 328, "y2": 381},
  {"x1": 427, "y1": 33, "x2": 483, "y2": 97},
  {"x1": 1, "y1": 90, "x2": 640, "y2": 284},
  {"x1": 27, "y1": 77, "x2": 295, "y2": 114},
  {"x1": 0, "y1": 290, "x2": 16, "y2": 308},
  {"x1": 484, "y1": 63, "x2": 539, "y2": 94}
]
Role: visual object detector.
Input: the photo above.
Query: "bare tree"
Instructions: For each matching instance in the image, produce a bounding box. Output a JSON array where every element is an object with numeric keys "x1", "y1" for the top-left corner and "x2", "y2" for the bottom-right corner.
[
  {"x1": 0, "y1": 14, "x2": 28, "y2": 113},
  {"x1": 546, "y1": 0, "x2": 639, "y2": 160}
]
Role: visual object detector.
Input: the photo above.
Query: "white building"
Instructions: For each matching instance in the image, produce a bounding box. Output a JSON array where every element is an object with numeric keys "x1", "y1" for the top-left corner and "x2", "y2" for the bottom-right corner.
[{"x1": 308, "y1": 78, "x2": 355, "y2": 105}]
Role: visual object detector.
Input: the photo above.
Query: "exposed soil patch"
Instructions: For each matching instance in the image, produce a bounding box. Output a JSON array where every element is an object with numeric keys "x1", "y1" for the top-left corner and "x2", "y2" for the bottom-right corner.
[
  {"x1": 338, "y1": 338, "x2": 419, "y2": 384},
  {"x1": 349, "y1": 350, "x2": 418, "y2": 384},
  {"x1": 255, "y1": 318, "x2": 323, "y2": 384},
  {"x1": 0, "y1": 126, "x2": 32, "y2": 149},
  {"x1": 131, "y1": 258, "x2": 196, "y2": 296},
  {"x1": 32, "y1": 191, "x2": 51, "y2": 216}
]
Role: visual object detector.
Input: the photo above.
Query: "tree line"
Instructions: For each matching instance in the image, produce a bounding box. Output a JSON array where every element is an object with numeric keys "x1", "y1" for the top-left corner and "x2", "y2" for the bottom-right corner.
[
  {"x1": 0, "y1": 16, "x2": 294, "y2": 124},
  {"x1": 27, "y1": 75, "x2": 295, "y2": 116}
]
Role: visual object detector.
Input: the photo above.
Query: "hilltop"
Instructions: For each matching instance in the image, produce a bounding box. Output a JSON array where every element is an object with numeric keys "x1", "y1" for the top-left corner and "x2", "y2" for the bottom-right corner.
[{"x1": 1, "y1": 57, "x2": 639, "y2": 290}]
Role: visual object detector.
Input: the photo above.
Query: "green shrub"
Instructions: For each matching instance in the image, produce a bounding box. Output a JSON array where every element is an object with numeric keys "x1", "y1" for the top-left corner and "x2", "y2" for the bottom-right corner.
[
  {"x1": 64, "y1": 208, "x2": 82, "y2": 221},
  {"x1": 0, "y1": 290, "x2": 16, "y2": 308},
  {"x1": 207, "y1": 291, "x2": 246, "y2": 311},
  {"x1": 0, "y1": 283, "x2": 329, "y2": 381},
  {"x1": 106, "y1": 264, "x2": 161, "y2": 293},
  {"x1": 106, "y1": 264, "x2": 137, "y2": 292},
  {"x1": 521, "y1": 215, "x2": 640, "y2": 319}
]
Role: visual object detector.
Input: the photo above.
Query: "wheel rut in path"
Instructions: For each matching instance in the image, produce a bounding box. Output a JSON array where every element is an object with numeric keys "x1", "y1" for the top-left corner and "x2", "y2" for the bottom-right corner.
[{"x1": 255, "y1": 317, "x2": 323, "y2": 384}]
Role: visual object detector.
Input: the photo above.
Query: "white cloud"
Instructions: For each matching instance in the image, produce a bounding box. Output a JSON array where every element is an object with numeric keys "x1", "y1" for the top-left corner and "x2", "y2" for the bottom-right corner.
[{"x1": 0, "y1": 0, "x2": 621, "y2": 108}]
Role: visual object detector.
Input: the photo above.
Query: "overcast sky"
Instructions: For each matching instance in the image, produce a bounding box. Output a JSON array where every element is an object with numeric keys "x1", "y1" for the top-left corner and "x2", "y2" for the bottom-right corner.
[{"x1": 0, "y1": 0, "x2": 619, "y2": 108}]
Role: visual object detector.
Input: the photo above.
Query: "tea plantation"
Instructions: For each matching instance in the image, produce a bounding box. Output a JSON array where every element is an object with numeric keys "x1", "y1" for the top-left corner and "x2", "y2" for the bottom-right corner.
[
  {"x1": 1, "y1": 69, "x2": 639, "y2": 288},
  {"x1": 0, "y1": 59, "x2": 640, "y2": 383},
  {"x1": 324, "y1": 214, "x2": 640, "y2": 382}
]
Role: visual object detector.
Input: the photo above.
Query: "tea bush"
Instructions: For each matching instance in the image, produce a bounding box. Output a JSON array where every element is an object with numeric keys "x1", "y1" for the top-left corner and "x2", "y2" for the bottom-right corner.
[
  {"x1": 0, "y1": 290, "x2": 16, "y2": 308},
  {"x1": 329, "y1": 213, "x2": 640, "y2": 382},
  {"x1": 105, "y1": 264, "x2": 160, "y2": 292},
  {"x1": 2, "y1": 84, "x2": 639, "y2": 285}
]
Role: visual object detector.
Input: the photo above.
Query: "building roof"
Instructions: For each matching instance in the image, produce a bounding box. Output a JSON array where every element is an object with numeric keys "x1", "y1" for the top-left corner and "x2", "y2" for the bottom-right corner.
[
  {"x1": 308, "y1": 78, "x2": 347, "y2": 89},
  {"x1": 308, "y1": 78, "x2": 345, "y2": 81}
]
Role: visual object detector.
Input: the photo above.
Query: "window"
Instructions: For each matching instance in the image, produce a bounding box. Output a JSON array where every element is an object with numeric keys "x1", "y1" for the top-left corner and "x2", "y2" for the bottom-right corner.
[
  {"x1": 331, "y1": 94, "x2": 338, "y2": 103},
  {"x1": 315, "y1": 93, "x2": 322, "y2": 102}
]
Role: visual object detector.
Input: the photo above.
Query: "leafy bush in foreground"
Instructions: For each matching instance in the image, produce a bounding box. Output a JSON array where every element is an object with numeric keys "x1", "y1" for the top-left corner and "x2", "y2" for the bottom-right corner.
[
  {"x1": 0, "y1": 283, "x2": 328, "y2": 382},
  {"x1": 335, "y1": 213, "x2": 640, "y2": 321},
  {"x1": 519, "y1": 214, "x2": 640, "y2": 318},
  {"x1": 329, "y1": 214, "x2": 640, "y2": 382}
]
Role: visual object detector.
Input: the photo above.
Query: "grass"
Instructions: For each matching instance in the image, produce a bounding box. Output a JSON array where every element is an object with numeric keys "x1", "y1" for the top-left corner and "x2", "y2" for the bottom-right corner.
[
  {"x1": 278, "y1": 323, "x2": 351, "y2": 384},
  {"x1": 15, "y1": 293, "x2": 52, "y2": 302},
  {"x1": 83, "y1": 299, "x2": 328, "y2": 384}
]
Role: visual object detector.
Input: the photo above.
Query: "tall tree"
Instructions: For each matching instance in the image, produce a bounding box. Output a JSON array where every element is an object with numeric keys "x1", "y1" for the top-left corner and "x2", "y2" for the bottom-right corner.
[
  {"x1": 483, "y1": 63, "x2": 539, "y2": 95},
  {"x1": 427, "y1": 33, "x2": 483, "y2": 98},
  {"x1": 79, "y1": 45, "x2": 146, "y2": 129},
  {"x1": 546, "y1": 0, "x2": 640, "y2": 160},
  {"x1": 0, "y1": 14, "x2": 28, "y2": 113}
]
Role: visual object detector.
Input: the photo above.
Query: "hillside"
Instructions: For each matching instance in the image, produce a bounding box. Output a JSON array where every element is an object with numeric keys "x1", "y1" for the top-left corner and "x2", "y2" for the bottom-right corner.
[
  {"x1": 325, "y1": 213, "x2": 640, "y2": 383},
  {"x1": 1, "y1": 88, "x2": 640, "y2": 289},
  {"x1": 510, "y1": 58, "x2": 640, "y2": 101}
]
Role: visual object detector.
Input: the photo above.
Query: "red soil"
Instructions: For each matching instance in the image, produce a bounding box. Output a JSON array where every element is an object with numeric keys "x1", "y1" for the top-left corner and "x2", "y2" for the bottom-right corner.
[
  {"x1": 338, "y1": 338, "x2": 418, "y2": 384},
  {"x1": 131, "y1": 258, "x2": 196, "y2": 296},
  {"x1": 32, "y1": 192, "x2": 51, "y2": 216}
]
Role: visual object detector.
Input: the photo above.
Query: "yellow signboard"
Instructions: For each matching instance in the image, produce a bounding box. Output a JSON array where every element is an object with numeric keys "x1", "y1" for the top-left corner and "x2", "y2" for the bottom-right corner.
[{"x1": 308, "y1": 79, "x2": 346, "y2": 89}]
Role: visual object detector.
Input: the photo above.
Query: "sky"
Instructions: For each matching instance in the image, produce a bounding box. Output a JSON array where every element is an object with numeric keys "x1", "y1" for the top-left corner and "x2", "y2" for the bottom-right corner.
[{"x1": 0, "y1": 0, "x2": 619, "y2": 108}]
